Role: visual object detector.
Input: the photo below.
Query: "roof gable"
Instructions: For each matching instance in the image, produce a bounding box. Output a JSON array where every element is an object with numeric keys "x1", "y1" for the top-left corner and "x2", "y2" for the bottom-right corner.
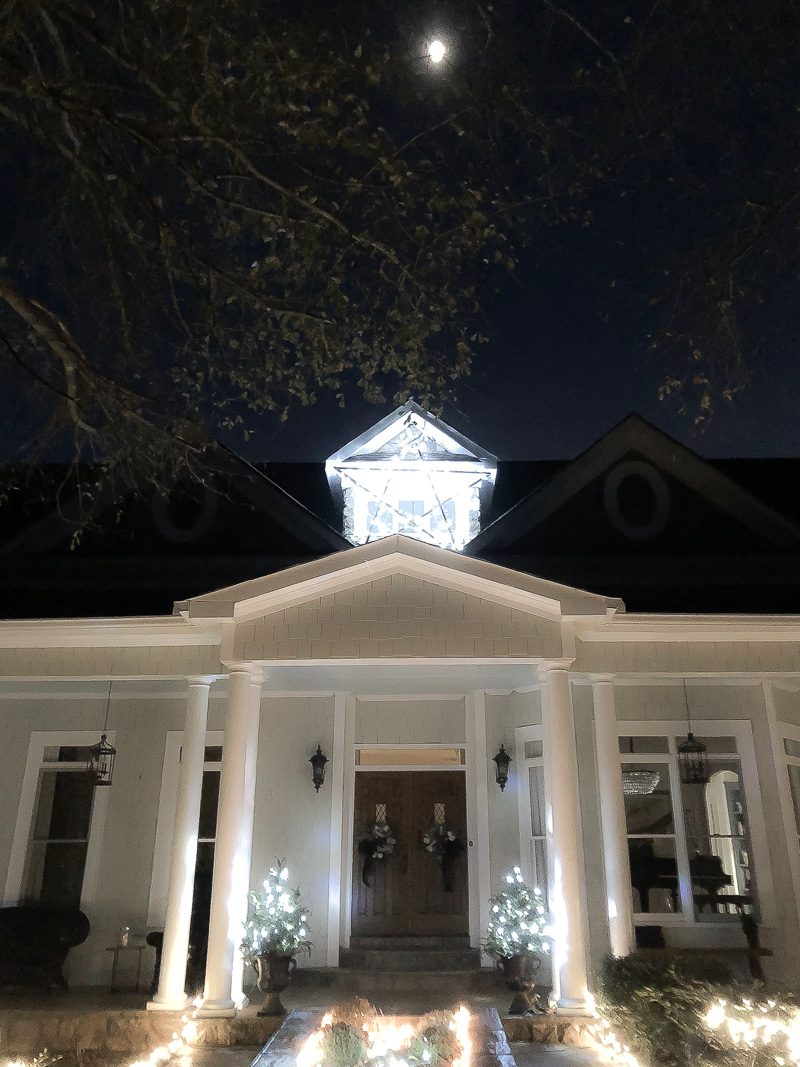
[
  {"x1": 179, "y1": 534, "x2": 623, "y2": 622},
  {"x1": 232, "y1": 570, "x2": 565, "y2": 661},
  {"x1": 0, "y1": 445, "x2": 349, "y2": 558},
  {"x1": 326, "y1": 400, "x2": 497, "y2": 469},
  {"x1": 466, "y1": 415, "x2": 800, "y2": 555}
]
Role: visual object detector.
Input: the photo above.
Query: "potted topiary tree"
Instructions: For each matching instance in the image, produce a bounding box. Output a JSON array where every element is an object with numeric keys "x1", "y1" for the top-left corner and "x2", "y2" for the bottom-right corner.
[
  {"x1": 483, "y1": 866, "x2": 550, "y2": 1015},
  {"x1": 241, "y1": 861, "x2": 311, "y2": 1016}
]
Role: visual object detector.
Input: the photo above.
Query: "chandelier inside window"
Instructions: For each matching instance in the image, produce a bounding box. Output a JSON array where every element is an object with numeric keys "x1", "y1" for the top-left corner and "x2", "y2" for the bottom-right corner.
[
  {"x1": 621, "y1": 768, "x2": 661, "y2": 796},
  {"x1": 621, "y1": 737, "x2": 660, "y2": 796}
]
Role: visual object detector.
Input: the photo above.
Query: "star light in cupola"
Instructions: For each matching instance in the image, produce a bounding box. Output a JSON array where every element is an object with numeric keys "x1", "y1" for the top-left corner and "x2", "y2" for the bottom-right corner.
[{"x1": 326, "y1": 401, "x2": 497, "y2": 551}]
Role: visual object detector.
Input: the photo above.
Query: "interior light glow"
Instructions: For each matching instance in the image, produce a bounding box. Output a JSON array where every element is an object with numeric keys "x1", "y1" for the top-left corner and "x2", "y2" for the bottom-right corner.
[{"x1": 330, "y1": 412, "x2": 495, "y2": 551}]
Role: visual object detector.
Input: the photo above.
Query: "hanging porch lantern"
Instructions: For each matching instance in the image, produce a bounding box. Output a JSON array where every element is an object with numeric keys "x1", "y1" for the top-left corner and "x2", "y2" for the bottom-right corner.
[
  {"x1": 678, "y1": 681, "x2": 709, "y2": 786},
  {"x1": 87, "y1": 681, "x2": 116, "y2": 786},
  {"x1": 309, "y1": 745, "x2": 329, "y2": 792},
  {"x1": 493, "y1": 744, "x2": 512, "y2": 791}
]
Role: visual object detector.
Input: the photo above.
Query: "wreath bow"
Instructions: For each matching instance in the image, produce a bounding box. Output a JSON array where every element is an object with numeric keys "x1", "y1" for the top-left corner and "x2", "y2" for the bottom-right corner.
[
  {"x1": 357, "y1": 821, "x2": 396, "y2": 886},
  {"x1": 421, "y1": 822, "x2": 465, "y2": 892}
]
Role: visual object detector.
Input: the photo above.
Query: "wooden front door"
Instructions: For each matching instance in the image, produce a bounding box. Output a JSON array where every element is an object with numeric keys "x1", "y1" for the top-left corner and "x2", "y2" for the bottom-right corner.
[{"x1": 351, "y1": 771, "x2": 469, "y2": 937}]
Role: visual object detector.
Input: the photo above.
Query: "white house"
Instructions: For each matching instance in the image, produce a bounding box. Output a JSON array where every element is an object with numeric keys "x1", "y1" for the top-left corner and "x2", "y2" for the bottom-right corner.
[{"x1": 3, "y1": 405, "x2": 800, "y2": 1016}]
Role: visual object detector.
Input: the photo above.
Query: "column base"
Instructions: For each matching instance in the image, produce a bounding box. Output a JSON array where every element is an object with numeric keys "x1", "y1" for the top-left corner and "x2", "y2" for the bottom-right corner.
[
  {"x1": 555, "y1": 998, "x2": 591, "y2": 1016},
  {"x1": 195, "y1": 998, "x2": 237, "y2": 1018},
  {"x1": 146, "y1": 995, "x2": 195, "y2": 1013}
]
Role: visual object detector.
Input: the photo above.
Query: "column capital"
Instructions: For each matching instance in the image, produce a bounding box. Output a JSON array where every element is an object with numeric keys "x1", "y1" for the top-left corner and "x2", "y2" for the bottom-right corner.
[
  {"x1": 589, "y1": 673, "x2": 616, "y2": 685},
  {"x1": 221, "y1": 661, "x2": 254, "y2": 677},
  {"x1": 186, "y1": 675, "x2": 214, "y2": 688},
  {"x1": 537, "y1": 658, "x2": 575, "y2": 680}
]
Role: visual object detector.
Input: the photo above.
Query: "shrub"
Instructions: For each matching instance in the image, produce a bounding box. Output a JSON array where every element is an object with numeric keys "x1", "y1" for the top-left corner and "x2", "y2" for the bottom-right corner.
[{"x1": 594, "y1": 955, "x2": 799, "y2": 1067}]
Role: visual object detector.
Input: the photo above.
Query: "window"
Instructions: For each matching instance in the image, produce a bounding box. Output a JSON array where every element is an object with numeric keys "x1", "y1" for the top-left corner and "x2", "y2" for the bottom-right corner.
[
  {"x1": 148, "y1": 732, "x2": 224, "y2": 931},
  {"x1": 4, "y1": 732, "x2": 111, "y2": 911},
  {"x1": 784, "y1": 735, "x2": 800, "y2": 858},
  {"x1": 189, "y1": 749, "x2": 222, "y2": 987},
  {"x1": 515, "y1": 726, "x2": 548, "y2": 904},
  {"x1": 23, "y1": 758, "x2": 95, "y2": 907},
  {"x1": 621, "y1": 727, "x2": 759, "y2": 925}
]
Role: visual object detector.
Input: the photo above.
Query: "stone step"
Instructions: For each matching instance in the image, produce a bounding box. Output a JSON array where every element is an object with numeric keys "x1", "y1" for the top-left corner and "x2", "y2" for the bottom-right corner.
[
  {"x1": 350, "y1": 936, "x2": 472, "y2": 951},
  {"x1": 344, "y1": 968, "x2": 501, "y2": 995},
  {"x1": 341, "y1": 947, "x2": 481, "y2": 971},
  {"x1": 293, "y1": 967, "x2": 501, "y2": 995}
]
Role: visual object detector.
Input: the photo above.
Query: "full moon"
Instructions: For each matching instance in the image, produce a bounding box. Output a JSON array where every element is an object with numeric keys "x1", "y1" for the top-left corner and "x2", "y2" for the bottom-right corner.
[{"x1": 428, "y1": 39, "x2": 446, "y2": 63}]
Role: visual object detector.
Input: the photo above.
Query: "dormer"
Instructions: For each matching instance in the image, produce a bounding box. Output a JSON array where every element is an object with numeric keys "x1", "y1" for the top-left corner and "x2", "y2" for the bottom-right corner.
[{"x1": 326, "y1": 401, "x2": 496, "y2": 551}]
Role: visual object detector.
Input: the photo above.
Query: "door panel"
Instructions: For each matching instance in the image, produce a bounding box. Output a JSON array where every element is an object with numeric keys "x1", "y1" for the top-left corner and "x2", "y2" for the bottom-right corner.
[{"x1": 351, "y1": 770, "x2": 468, "y2": 937}]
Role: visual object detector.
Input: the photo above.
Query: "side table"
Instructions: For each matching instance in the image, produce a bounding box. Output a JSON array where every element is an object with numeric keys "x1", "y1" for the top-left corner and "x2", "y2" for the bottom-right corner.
[{"x1": 106, "y1": 943, "x2": 147, "y2": 992}]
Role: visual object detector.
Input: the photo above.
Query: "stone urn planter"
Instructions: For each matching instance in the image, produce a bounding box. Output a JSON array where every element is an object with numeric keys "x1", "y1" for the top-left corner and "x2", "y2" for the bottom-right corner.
[
  {"x1": 499, "y1": 952, "x2": 542, "y2": 1015},
  {"x1": 255, "y1": 952, "x2": 297, "y2": 1016}
]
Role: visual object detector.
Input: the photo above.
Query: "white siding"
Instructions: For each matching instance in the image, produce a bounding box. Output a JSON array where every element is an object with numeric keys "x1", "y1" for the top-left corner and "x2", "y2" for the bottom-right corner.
[
  {"x1": 0, "y1": 644, "x2": 220, "y2": 678},
  {"x1": 234, "y1": 574, "x2": 564, "y2": 661},
  {"x1": 251, "y1": 695, "x2": 335, "y2": 968},
  {"x1": 574, "y1": 639, "x2": 800, "y2": 675},
  {"x1": 355, "y1": 699, "x2": 465, "y2": 745}
]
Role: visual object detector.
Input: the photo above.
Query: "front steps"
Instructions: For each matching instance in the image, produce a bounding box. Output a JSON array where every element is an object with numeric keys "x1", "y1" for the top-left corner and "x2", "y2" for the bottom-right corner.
[
  {"x1": 341, "y1": 936, "x2": 481, "y2": 973},
  {"x1": 296, "y1": 936, "x2": 499, "y2": 998}
]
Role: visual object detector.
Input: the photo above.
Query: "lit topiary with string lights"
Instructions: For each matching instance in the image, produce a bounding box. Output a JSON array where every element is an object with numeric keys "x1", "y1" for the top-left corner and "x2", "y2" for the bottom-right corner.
[
  {"x1": 483, "y1": 867, "x2": 550, "y2": 961},
  {"x1": 241, "y1": 861, "x2": 312, "y2": 966}
]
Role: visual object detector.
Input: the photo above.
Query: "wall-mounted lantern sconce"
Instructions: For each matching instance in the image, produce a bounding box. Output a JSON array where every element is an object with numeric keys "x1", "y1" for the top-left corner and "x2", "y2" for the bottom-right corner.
[
  {"x1": 309, "y1": 745, "x2": 329, "y2": 792},
  {"x1": 492, "y1": 744, "x2": 512, "y2": 791}
]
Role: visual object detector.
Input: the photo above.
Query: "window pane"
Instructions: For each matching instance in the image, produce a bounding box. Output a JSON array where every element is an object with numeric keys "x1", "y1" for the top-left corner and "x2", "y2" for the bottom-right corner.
[
  {"x1": 530, "y1": 838, "x2": 548, "y2": 906},
  {"x1": 619, "y1": 736, "x2": 669, "y2": 754},
  {"x1": 198, "y1": 770, "x2": 220, "y2": 840},
  {"x1": 788, "y1": 764, "x2": 800, "y2": 835},
  {"x1": 680, "y1": 759, "x2": 756, "y2": 919},
  {"x1": 628, "y1": 838, "x2": 681, "y2": 914},
  {"x1": 43, "y1": 746, "x2": 94, "y2": 763},
  {"x1": 528, "y1": 765, "x2": 546, "y2": 837},
  {"x1": 57, "y1": 746, "x2": 94, "y2": 763},
  {"x1": 25, "y1": 841, "x2": 88, "y2": 909},
  {"x1": 203, "y1": 746, "x2": 223, "y2": 763},
  {"x1": 356, "y1": 748, "x2": 464, "y2": 767},
  {"x1": 784, "y1": 738, "x2": 800, "y2": 759},
  {"x1": 524, "y1": 739, "x2": 543, "y2": 759},
  {"x1": 624, "y1": 767, "x2": 674, "y2": 834},
  {"x1": 33, "y1": 770, "x2": 94, "y2": 842},
  {"x1": 693, "y1": 736, "x2": 738, "y2": 755}
]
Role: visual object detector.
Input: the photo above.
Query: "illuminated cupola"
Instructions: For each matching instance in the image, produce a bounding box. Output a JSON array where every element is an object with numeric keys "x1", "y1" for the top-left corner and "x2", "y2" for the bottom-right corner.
[{"x1": 326, "y1": 400, "x2": 496, "y2": 551}]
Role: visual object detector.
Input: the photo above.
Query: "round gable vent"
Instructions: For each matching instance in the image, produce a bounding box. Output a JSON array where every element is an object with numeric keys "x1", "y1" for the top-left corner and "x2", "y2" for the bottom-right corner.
[
  {"x1": 603, "y1": 460, "x2": 670, "y2": 540},
  {"x1": 152, "y1": 479, "x2": 218, "y2": 543}
]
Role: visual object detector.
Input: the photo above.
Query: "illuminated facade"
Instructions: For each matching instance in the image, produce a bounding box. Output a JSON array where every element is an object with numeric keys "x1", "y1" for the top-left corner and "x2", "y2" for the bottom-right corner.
[{"x1": 326, "y1": 400, "x2": 496, "y2": 551}]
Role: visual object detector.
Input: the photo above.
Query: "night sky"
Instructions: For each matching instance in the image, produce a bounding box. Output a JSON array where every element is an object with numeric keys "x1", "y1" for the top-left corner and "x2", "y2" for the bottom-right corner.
[
  {"x1": 246, "y1": 237, "x2": 800, "y2": 464},
  {"x1": 3, "y1": 0, "x2": 800, "y2": 470}
]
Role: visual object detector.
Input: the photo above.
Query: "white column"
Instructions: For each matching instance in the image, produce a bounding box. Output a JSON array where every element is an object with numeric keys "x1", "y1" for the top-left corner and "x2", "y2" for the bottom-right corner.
[
  {"x1": 326, "y1": 692, "x2": 347, "y2": 967},
  {"x1": 196, "y1": 665, "x2": 254, "y2": 1017},
  {"x1": 147, "y1": 678, "x2": 212, "y2": 1011},
  {"x1": 465, "y1": 690, "x2": 492, "y2": 958},
  {"x1": 231, "y1": 671, "x2": 263, "y2": 1008},
  {"x1": 539, "y1": 661, "x2": 589, "y2": 1012},
  {"x1": 592, "y1": 675, "x2": 635, "y2": 958}
]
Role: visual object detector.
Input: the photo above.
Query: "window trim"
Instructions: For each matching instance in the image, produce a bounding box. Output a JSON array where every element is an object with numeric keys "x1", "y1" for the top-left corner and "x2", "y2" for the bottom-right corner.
[
  {"x1": 146, "y1": 729, "x2": 223, "y2": 928},
  {"x1": 514, "y1": 725, "x2": 546, "y2": 892},
  {"x1": 618, "y1": 719, "x2": 776, "y2": 928},
  {"x1": 781, "y1": 722, "x2": 800, "y2": 866},
  {"x1": 3, "y1": 731, "x2": 114, "y2": 912}
]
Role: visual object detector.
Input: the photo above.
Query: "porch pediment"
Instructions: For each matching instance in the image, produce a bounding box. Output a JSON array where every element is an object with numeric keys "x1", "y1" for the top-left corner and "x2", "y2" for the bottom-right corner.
[{"x1": 179, "y1": 535, "x2": 622, "y2": 662}]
